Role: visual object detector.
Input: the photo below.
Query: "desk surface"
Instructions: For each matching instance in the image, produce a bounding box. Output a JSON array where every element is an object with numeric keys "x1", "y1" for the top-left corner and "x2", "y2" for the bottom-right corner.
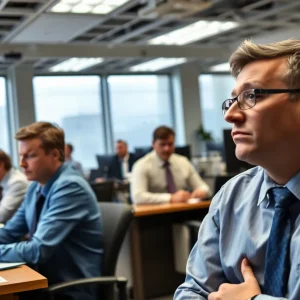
[
  {"x1": 0, "y1": 265, "x2": 47, "y2": 295},
  {"x1": 133, "y1": 200, "x2": 211, "y2": 217}
]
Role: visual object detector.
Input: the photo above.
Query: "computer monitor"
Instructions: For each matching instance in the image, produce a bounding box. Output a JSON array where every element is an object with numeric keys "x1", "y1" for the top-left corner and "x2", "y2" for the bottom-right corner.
[
  {"x1": 96, "y1": 155, "x2": 114, "y2": 177},
  {"x1": 205, "y1": 141, "x2": 225, "y2": 161},
  {"x1": 134, "y1": 147, "x2": 152, "y2": 159},
  {"x1": 134, "y1": 145, "x2": 191, "y2": 160},
  {"x1": 223, "y1": 129, "x2": 253, "y2": 174},
  {"x1": 175, "y1": 145, "x2": 191, "y2": 160}
]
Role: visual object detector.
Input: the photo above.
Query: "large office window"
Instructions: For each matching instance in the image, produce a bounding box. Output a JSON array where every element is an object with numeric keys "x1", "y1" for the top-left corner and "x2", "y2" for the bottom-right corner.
[
  {"x1": 0, "y1": 78, "x2": 9, "y2": 153},
  {"x1": 108, "y1": 75, "x2": 173, "y2": 150},
  {"x1": 33, "y1": 76, "x2": 104, "y2": 169},
  {"x1": 199, "y1": 74, "x2": 234, "y2": 143}
]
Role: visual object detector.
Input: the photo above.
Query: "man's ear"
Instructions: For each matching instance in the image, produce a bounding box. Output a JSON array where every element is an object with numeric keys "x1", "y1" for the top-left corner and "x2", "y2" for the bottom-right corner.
[{"x1": 51, "y1": 149, "x2": 60, "y2": 160}]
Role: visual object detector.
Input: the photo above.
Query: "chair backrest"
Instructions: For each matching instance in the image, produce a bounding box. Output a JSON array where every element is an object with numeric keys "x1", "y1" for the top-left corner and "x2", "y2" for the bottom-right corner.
[
  {"x1": 90, "y1": 181, "x2": 115, "y2": 202},
  {"x1": 214, "y1": 175, "x2": 234, "y2": 195},
  {"x1": 99, "y1": 203, "x2": 134, "y2": 276}
]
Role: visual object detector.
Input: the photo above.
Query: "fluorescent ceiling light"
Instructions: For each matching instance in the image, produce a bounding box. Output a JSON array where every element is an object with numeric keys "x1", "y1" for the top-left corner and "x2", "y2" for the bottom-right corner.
[
  {"x1": 130, "y1": 58, "x2": 187, "y2": 72},
  {"x1": 92, "y1": 4, "x2": 113, "y2": 14},
  {"x1": 50, "y1": 57, "x2": 104, "y2": 72},
  {"x1": 103, "y1": 0, "x2": 128, "y2": 5},
  {"x1": 209, "y1": 62, "x2": 230, "y2": 72},
  {"x1": 71, "y1": 3, "x2": 92, "y2": 13},
  {"x1": 81, "y1": 0, "x2": 103, "y2": 4},
  {"x1": 50, "y1": 0, "x2": 130, "y2": 14},
  {"x1": 62, "y1": 0, "x2": 80, "y2": 4},
  {"x1": 51, "y1": 3, "x2": 71, "y2": 13},
  {"x1": 149, "y1": 21, "x2": 239, "y2": 45}
]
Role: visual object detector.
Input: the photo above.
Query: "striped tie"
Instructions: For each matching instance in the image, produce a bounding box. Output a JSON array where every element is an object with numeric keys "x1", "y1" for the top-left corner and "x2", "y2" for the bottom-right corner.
[{"x1": 263, "y1": 187, "x2": 296, "y2": 297}]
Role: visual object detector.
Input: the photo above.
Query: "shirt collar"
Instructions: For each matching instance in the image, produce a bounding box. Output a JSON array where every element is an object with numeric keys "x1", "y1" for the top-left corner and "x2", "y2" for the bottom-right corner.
[
  {"x1": 257, "y1": 168, "x2": 300, "y2": 206},
  {"x1": 285, "y1": 169, "x2": 300, "y2": 201},
  {"x1": 121, "y1": 152, "x2": 130, "y2": 162},
  {"x1": 153, "y1": 150, "x2": 174, "y2": 168},
  {"x1": 0, "y1": 168, "x2": 13, "y2": 189},
  {"x1": 35, "y1": 164, "x2": 66, "y2": 197}
]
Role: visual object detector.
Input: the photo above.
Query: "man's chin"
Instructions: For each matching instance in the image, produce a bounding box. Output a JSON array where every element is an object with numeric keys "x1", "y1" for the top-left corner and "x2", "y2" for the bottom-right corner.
[
  {"x1": 25, "y1": 174, "x2": 35, "y2": 181},
  {"x1": 235, "y1": 147, "x2": 252, "y2": 164}
]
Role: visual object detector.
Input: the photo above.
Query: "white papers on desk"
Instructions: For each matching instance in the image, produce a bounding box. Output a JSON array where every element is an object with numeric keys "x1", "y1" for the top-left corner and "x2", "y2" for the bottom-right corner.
[
  {"x1": 187, "y1": 198, "x2": 202, "y2": 204},
  {"x1": 0, "y1": 262, "x2": 25, "y2": 271}
]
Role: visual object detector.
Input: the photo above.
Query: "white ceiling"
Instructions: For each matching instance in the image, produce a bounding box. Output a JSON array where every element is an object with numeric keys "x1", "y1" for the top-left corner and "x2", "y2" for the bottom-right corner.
[
  {"x1": 11, "y1": 13, "x2": 104, "y2": 43},
  {"x1": 0, "y1": 0, "x2": 299, "y2": 73}
]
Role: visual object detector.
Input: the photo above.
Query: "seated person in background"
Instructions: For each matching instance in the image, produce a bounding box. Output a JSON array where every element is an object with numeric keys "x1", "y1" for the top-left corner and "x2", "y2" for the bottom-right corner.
[
  {"x1": 107, "y1": 139, "x2": 136, "y2": 181},
  {"x1": 0, "y1": 122, "x2": 102, "y2": 300},
  {"x1": 131, "y1": 126, "x2": 210, "y2": 204},
  {"x1": 0, "y1": 150, "x2": 28, "y2": 223},
  {"x1": 64, "y1": 143, "x2": 84, "y2": 175},
  {"x1": 174, "y1": 39, "x2": 300, "y2": 300}
]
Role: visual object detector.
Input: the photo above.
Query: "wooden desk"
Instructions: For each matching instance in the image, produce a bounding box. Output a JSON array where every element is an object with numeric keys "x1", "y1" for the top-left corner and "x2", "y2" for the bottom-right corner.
[
  {"x1": 134, "y1": 201, "x2": 211, "y2": 217},
  {"x1": 0, "y1": 265, "x2": 47, "y2": 300},
  {"x1": 131, "y1": 201, "x2": 211, "y2": 300}
]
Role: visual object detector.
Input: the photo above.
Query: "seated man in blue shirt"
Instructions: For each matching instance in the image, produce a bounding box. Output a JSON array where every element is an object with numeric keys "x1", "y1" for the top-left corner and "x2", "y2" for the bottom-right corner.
[
  {"x1": 0, "y1": 121, "x2": 103, "y2": 300},
  {"x1": 175, "y1": 39, "x2": 300, "y2": 300}
]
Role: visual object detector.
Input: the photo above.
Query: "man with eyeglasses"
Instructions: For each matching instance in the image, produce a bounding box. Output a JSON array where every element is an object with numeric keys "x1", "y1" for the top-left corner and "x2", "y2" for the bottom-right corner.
[{"x1": 174, "y1": 39, "x2": 300, "y2": 300}]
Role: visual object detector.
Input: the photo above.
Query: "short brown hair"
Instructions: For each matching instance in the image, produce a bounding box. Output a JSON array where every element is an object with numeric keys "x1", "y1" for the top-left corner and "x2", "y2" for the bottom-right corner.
[
  {"x1": 66, "y1": 143, "x2": 73, "y2": 153},
  {"x1": 15, "y1": 121, "x2": 65, "y2": 162},
  {"x1": 230, "y1": 39, "x2": 300, "y2": 89},
  {"x1": 153, "y1": 126, "x2": 175, "y2": 141},
  {"x1": 0, "y1": 150, "x2": 12, "y2": 171}
]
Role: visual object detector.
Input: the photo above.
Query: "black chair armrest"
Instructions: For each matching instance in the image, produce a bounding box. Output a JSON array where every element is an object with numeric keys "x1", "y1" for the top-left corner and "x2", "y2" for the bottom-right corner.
[{"x1": 46, "y1": 276, "x2": 127, "y2": 300}]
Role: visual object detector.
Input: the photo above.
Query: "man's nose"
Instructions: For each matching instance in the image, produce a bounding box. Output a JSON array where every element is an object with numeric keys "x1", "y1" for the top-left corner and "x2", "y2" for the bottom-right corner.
[
  {"x1": 19, "y1": 157, "x2": 26, "y2": 168},
  {"x1": 224, "y1": 101, "x2": 245, "y2": 124}
]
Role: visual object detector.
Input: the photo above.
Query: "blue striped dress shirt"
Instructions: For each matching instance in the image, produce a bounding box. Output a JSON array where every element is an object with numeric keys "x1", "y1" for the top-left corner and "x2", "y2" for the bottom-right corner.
[{"x1": 174, "y1": 166, "x2": 300, "y2": 300}]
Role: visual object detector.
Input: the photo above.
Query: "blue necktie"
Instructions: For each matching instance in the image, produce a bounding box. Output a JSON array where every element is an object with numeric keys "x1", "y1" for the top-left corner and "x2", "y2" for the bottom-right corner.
[
  {"x1": 164, "y1": 161, "x2": 176, "y2": 193},
  {"x1": 264, "y1": 187, "x2": 296, "y2": 297}
]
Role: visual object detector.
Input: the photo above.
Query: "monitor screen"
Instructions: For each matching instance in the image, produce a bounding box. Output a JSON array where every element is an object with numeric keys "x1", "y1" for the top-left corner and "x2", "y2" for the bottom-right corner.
[
  {"x1": 96, "y1": 155, "x2": 114, "y2": 177},
  {"x1": 134, "y1": 147, "x2": 152, "y2": 159},
  {"x1": 175, "y1": 145, "x2": 191, "y2": 160},
  {"x1": 134, "y1": 145, "x2": 191, "y2": 160},
  {"x1": 223, "y1": 129, "x2": 253, "y2": 174}
]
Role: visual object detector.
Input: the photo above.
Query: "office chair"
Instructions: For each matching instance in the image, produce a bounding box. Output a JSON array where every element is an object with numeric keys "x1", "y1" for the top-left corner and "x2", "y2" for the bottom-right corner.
[
  {"x1": 90, "y1": 181, "x2": 115, "y2": 202},
  {"x1": 46, "y1": 203, "x2": 134, "y2": 300},
  {"x1": 214, "y1": 175, "x2": 234, "y2": 195},
  {"x1": 174, "y1": 145, "x2": 191, "y2": 160}
]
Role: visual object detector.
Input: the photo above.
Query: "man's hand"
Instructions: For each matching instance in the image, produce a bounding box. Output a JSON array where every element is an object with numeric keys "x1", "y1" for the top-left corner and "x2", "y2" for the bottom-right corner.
[
  {"x1": 170, "y1": 190, "x2": 191, "y2": 203},
  {"x1": 208, "y1": 258, "x2": 261, "y2": 300},
  {"x1": 190, "y1": 189, "x2": 208, "y2": 199}
]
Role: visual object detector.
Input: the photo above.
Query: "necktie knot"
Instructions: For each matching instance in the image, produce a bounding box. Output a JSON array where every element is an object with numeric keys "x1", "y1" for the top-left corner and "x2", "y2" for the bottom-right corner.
[
  {"x1": 163, "y1": 161, "x2": 170, "y2": 168},
  {"x1": 269, "y1": 187, "x2": 296, "y2": 209}
]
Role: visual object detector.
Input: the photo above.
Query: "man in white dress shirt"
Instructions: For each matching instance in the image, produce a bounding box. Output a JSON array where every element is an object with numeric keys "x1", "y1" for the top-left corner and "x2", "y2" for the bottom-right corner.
[
  {"x1": 0, "y1": 150, "x2": 28, "y2": 223},
  {"x1": 131, "y1": 126, "x2": 210, "y2": 204}
]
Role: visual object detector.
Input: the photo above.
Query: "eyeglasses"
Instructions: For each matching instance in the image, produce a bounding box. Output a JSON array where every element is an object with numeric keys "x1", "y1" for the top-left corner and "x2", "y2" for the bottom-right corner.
[{"x1": 222, "y1": 88, "x2": 300, "y2": 115}]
